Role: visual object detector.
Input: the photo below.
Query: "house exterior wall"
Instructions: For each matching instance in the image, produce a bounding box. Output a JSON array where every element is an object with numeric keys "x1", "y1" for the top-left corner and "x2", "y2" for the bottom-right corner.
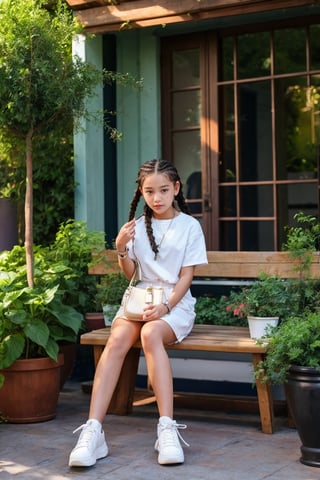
[
  {"x1": 116, "y1": 30, "x2": 161, "y2": 227},
  {"x1": 73, "y1": 34, "x2": 105, "y2": 231},
  {"x1": 74, "y1": 29, "x2": 161, "y2": 231}
]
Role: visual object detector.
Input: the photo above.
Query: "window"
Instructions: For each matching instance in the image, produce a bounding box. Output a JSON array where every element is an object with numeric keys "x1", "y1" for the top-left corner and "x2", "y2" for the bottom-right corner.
[{"x1": 162, "y1": 23, "x2": 320, "y2": 250}]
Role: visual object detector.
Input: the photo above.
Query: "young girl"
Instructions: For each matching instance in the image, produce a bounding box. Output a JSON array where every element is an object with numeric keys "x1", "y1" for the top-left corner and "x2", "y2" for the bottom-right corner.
[{"x1": 69, "y1": 159, "x2": 207, "y2": 468}]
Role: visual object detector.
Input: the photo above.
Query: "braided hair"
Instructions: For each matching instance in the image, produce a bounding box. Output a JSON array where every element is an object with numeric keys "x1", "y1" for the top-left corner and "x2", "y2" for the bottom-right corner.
[{"x1": 128, "y1": 159, "x2": 190, "y2": 259}]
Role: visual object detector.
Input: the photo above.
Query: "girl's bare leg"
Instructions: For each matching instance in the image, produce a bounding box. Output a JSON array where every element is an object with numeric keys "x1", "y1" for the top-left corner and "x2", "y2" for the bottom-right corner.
[
  {"x1": 69, "y1": 318, "x2": 142, "y2": 467},
  {"x1": 140, "y1": 320, "x2": 176, "y2": 418},
  {"x1": 89, "y1": 318, "x2": 142, "y2": 422},
  {"x1": 140, "y1": 321, "x2": 187, "y2": 465}
]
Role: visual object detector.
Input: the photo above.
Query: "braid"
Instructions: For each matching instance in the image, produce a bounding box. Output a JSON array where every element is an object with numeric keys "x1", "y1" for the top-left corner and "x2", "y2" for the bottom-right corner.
[
  {"x1": 128, "y1": 187, "x2": 141, "y2": 221},
  {"x1": 144, "y1": 204, "x2": 158, "y2": 258},
  {"x1": 175, "y1": 188, "x2": 191, "y2": 215},
  {"x1": 129, "y1": 159, "x2": 191, "y2": 254}
]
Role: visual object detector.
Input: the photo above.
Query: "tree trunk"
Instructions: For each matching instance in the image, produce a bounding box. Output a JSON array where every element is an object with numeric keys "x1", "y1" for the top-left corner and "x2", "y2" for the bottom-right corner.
[{"x1": 25, "y1": 129, "x2": 34, "y2": 288}]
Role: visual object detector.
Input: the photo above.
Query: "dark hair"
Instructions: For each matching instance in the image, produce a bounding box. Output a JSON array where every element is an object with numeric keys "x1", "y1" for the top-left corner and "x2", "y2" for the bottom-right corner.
[{"x1": 128, "y1": 159, "x2": 190, "y2": 258}]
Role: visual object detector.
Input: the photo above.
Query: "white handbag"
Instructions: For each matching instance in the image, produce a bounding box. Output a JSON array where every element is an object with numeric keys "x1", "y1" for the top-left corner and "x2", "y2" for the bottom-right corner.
[{"x1": 123, "y1": 260, "x2": 164, "y2": 320}]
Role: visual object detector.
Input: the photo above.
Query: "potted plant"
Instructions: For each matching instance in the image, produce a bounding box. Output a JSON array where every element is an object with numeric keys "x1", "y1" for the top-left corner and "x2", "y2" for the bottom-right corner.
[
  {"x1": 255, "y1": 309, "x2": 320, "y2": 467},
  {"x1": 94, "y1": 272, "x2": 129, "y2": 326},
  {"x1": 230, "y1": 273, "x2": 294, "y2": 338},
  {"x1": 283, "y1": 212, "x2": 320, "y2": 280},
  {"x1": 0, "y1": 245, "x2": 83, "y2": 422}
]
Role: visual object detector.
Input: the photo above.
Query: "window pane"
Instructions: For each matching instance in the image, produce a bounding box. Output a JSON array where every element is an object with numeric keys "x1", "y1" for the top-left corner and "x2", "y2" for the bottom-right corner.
[
  {"x1": 219, "y1": 85, "x2": 236, "y2": 182},
  {"x1": 238, "y1": 82, "x2": 272, "y2": 181},
  {"x1": 241, "y1": 221, "x2": 274, "y2": 250},
  {"x1": 274, "y1": 28, "x2": 306, "y2": 74},
  {"x1": 220, "y1": 36, "x2": 234, "y2": 81},
  {"x1": 240, "y1": 185, "x2": 274, "y2": 217},
  {"x1": 310, "y1": 25, "x2": 320, "y2": 71},
  {"x1": 278, "y1": 182, "x2": 318, "y2": 215},
  {"x1": 219, "y1": 186, "x2": 236, "y2": 217},
  {"x1": 277, "y1": 183, "x2": 318, "y2": 246},
  {"x1": 173, "y1": 90, "x2": 201, "y2": 129},
  {"x1": 275, "y1": 76, "x2": 319, "y2": 179},
  {"x1": 172, "y1": 49, "x2": 200, "y2": 89},
  {"x1": 219, "y1": 221, "x2": 237, "y2": 250},
  {"x1": 173, "y1": 130, "x2": 201, "y2": 186},
  {"x1": 311, "y1": 75, "x2": 320, "y2": 146},
  {"x1": 237, "y1": 32, "x2": 270, "y2": 79}
]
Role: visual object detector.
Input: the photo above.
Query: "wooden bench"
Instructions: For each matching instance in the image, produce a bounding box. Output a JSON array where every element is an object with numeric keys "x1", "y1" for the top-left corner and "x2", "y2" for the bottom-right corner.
[{"x1": 81, "y1": 250, "x2": 320, "y2": 434}]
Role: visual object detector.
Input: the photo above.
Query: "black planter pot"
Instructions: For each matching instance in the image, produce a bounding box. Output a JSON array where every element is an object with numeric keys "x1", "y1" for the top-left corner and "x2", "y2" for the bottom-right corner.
[
  {"x1": 0, "y1": 198, "x2": 18, "y2": 251},
  {"x1": 286, "y1": 365, "x2": 320, "y2": 468}
]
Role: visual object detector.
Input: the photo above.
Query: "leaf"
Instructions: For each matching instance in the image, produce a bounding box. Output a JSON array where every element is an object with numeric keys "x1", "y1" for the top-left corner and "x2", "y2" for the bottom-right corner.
[
  {"x1": 48, "y1": 301, "x2": 83, "y2": 334},
  {"x1": 0, "y1": 333, "x2": 25, "y2": 368},
  {"x1": 44, "y1": 338, "x2": 59, "y2": 362},
  {"x1": 24, "y1": 320, "x2": 49, "y2": 348}
]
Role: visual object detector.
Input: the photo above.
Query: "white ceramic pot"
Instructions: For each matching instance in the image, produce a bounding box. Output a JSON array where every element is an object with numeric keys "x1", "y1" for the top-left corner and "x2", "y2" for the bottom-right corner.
[
  {"x1": 247, "y1": 316, "x2": 279, "y2": 339},
  {"x1": 102, "y1": 304, "x2": 119, "y2": 326}
]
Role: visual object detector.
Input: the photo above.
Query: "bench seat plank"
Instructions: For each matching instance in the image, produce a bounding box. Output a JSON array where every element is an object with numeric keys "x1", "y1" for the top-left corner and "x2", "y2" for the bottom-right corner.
[{"x1": 81, "y1": 324, "x2": 266, "y2": 353}]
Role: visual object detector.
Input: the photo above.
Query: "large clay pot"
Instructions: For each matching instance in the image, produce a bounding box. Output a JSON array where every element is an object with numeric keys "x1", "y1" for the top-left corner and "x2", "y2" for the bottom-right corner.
[
  {"x1": 286, "y1": 365, "x2": 320, "y2": 467},
  {"x1": 0, "y1": 354, "x2": 63, "y2": 423}
]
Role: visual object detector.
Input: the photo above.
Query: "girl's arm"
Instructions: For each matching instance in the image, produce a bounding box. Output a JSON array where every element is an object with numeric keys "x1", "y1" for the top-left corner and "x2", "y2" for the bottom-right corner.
[
  {"x1": 166, "y1": 265, "x2": 195, "y2": 311},
  {"x1": 115, "y1": 219, "x2": 136, "y2": 280}
]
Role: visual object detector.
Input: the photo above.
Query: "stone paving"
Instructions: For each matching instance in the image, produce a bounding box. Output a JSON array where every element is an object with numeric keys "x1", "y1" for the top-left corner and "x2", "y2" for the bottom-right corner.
[{"x1": 1, "y1": 381, "x2": 320, "y2": 479}]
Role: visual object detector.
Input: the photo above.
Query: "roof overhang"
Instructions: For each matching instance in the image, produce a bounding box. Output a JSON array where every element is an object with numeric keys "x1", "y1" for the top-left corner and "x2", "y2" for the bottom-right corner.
[{"x1": 66, "y1": 0, "x2": 319, "y2": 34}]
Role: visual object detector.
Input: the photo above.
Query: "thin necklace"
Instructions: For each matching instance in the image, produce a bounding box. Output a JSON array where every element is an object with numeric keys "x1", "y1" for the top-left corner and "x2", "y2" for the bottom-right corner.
[{"x1": 153, "y1": 212, "x2": 176, "y2": 261}]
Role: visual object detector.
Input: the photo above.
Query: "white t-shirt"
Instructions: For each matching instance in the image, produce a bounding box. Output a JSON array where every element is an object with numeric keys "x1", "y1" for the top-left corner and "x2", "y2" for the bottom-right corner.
[
  {"x1": 129, "y1": 212, "x2": 207, "y2": 284},
  {"x1": 114, "y1": 212, "x2": 208, "y2": 342}
]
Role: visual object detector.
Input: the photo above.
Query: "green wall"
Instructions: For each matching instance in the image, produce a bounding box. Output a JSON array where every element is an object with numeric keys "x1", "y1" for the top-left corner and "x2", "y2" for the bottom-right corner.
[
  {"x1": 73, "y1": 29, "x2": 161, "y2": 234},
  {"x1": 73, "y1": 34, "x2": 105, "y2": 231}
]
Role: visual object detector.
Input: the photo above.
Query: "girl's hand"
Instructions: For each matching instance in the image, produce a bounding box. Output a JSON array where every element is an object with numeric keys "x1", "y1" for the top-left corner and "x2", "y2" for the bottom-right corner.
[
  {"x1": 115, "y1": 219, "x2": 136, "y2": 251},
  {"x1": 142, "y1": 303, "x2": 168, "y2": 322}
]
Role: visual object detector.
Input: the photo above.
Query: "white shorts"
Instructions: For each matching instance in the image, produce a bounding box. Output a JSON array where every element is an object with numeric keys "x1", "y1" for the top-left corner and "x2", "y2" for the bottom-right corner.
[{"x1": 112, "y1": 282, "x2": 196, "y2": 343}]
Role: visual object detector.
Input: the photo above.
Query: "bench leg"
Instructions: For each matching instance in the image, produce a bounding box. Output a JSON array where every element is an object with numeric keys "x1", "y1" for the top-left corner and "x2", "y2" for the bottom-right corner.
[
  {"x1": 92, "y1": 345, "x2": 140, "y2": 416},
  {"x1": 252, "y1": 353, "x2": 274, "y2": 434}
]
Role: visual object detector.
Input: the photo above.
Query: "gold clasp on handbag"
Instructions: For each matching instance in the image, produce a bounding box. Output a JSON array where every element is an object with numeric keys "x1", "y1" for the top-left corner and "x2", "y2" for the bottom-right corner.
[{"x1": 145, "y1": 286, "x2": 153, "y2": 304}]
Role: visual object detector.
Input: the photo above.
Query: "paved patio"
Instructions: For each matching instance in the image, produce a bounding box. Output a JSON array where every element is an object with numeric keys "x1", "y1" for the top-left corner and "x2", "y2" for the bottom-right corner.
[{"x1": 1, "y1": 380, "x2": 319, "y2": 480}]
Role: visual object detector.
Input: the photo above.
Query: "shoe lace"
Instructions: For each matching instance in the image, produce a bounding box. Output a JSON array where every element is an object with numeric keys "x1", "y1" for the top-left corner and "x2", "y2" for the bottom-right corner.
[
  {"x1": 160, "y1": 421, "x2": 190, "y2": 448},
  {"x1": 72, "y1": 423, "x2": 97, "y2": 448}
]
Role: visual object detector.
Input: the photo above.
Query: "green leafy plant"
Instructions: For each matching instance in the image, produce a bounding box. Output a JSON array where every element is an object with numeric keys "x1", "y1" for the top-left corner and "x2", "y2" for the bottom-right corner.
[
  {"x1": 0, "y1": 220, "x2": 107, "y2": 388},
  {"x1": 95, "y1": 273, "x2": 129, "y2": 309},
  {"x1": 239, "y1": 273, "x2": 295, "y2": 319},
  {"x1": 195, "y1": 291, "x2": 248, "y2": 326},
  {"x1": 255, "y1": 311, "x2": 320, "y2": 384},
  {"x1": 0, "y1": 0, "x2": 137, "y2": 287},
  {"x1": 283, "y1": 212, "x2": 320, "y2": 279},
  {"x1": 0, "y1": 245, "x2": 83, "y2": 388},
  {"x1": 47, "y1": 220, "x2": 106, "y2": 315}
]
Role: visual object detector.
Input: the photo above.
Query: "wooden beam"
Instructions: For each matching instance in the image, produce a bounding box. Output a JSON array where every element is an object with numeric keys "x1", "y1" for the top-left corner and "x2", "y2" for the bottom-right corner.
[
  {"x1": 67, "y1": 0, "x2": 317, "y2": 33},
  {"x1": 66, "y1": 0, "x2": 137, "y2": 9}
]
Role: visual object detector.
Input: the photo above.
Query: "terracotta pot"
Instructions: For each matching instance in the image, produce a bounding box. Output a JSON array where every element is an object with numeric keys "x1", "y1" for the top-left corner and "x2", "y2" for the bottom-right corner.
[
  {"x1": 85, "y1": 312, "x2": 105, "y2": 331},
  {"x1": 0, "y1": 354, "x2": 63, "y2": 423}
]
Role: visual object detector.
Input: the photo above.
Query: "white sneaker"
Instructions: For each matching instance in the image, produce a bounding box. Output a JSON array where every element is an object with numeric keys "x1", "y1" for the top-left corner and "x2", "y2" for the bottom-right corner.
[
  {"x1": 69, "y1": 419, "x2": 108, "y2": 467},
  {"x1": 155, "y1": 416, "x2": 189, "y2": 465}
]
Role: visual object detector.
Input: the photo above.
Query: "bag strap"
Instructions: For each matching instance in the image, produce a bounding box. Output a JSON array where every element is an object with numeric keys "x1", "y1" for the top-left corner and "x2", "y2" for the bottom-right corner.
[{"x1": 129, "y1": 239, "x2": 142, "y2": 286}]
